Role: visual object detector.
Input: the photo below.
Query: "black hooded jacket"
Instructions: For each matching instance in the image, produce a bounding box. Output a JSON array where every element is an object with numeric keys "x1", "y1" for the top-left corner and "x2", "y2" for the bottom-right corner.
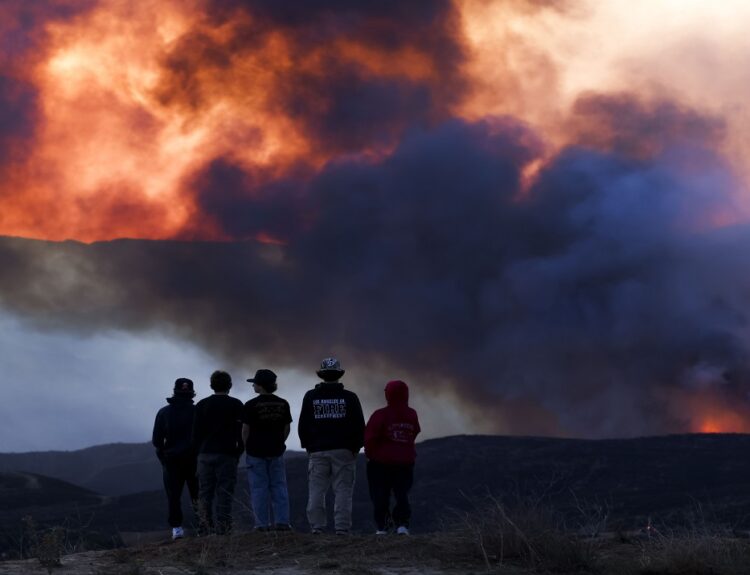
[
  {"x1": 298, "y1": 382, "x2": 365, "y2": 453},
  {"x1": 152, "y1": 396, "x2": 196, "y2": 461}
]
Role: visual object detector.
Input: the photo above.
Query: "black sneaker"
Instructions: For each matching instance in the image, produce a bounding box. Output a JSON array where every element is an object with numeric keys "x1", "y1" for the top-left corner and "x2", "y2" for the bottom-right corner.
[{"x1": 274, "y1": 524, "x2": 293, "y2": 532}]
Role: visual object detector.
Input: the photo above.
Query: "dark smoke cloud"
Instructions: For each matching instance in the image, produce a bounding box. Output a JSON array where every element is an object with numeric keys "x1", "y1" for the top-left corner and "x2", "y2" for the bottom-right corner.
[{"x1": 2, "y1": 94, "x2": 749, "y2": 437}]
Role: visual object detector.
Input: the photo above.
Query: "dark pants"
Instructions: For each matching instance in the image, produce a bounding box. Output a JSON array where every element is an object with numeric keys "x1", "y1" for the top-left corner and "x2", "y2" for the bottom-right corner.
[
  {"x1": 197, "y1": 453, "x2": 238, "y2": 534},
  {"x1": 366, "y1": 460, "x2": 414, "y2": 530},
  {"x1": 162, "y1": 455, "x2": 199, "y2": 528}
]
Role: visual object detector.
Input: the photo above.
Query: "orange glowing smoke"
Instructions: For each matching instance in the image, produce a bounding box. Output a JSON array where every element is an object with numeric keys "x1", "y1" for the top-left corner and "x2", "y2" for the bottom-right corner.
[
  {"x1": 666, "y1": 386, "x2": 750, "y2": 434},
  {"x1": 3, "y1": 0, "x2": 750, "y2": 242},
  {"x1": 0, "y1": 0, "x2": 452, "y2": 242},
  {"x1": 698, "y1": 412, "x2": 750, "y2": 434}
]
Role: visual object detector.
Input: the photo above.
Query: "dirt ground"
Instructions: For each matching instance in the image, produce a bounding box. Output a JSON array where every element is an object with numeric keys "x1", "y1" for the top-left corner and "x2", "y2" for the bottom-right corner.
[
  {"x1": 4, "y1": 529, "x2": 750, "y2": 575},
  {"x1": 0, "y1": 531, "x2": 530, "y2": 575}
]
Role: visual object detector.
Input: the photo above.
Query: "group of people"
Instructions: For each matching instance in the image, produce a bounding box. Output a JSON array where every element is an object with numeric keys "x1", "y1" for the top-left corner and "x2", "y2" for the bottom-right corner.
[{"x1": 152, "y1": 357, "x2": 421, "y2": 540}]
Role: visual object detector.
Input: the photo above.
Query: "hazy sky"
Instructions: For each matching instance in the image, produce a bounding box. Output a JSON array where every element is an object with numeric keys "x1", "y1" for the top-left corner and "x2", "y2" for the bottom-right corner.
[{"x1": 2, "y1": 0, "x2": 750, "y2": 451}]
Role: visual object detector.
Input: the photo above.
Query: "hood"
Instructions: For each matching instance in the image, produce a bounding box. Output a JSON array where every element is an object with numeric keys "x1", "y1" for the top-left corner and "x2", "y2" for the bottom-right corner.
[{"x1": 385, "y1": 380, "x2": 409, "y2": 406}]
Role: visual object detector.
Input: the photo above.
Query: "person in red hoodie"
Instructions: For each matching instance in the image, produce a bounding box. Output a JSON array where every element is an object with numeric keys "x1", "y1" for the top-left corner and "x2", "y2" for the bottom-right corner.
[{"x1": 364, "y1": 380, "x2": 421, "y2": 535}]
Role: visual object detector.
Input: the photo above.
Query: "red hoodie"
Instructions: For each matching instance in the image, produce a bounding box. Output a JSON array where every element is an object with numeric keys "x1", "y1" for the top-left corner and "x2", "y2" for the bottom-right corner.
[{"x1": 364, "y1": 380, "x2": 421, "y2": 465}]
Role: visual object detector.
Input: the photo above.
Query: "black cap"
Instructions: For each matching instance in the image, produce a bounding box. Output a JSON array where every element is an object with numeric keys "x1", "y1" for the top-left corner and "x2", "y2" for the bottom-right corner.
[
  {"x1": 173, "y1": 378, "x2": 195, "y2": 396},
  {"x1": 247, "y1": 369, "x2": 277, "y2": 391}
]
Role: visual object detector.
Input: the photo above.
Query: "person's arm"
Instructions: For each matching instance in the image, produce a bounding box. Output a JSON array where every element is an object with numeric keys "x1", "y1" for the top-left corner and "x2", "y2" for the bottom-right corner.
[
  {"x1": 152, "y1": 409, "x2": 166, "y2": 462},
  {"x1": 350, "y1": 394, "x2": 366, "y2": 454},
  {"x1": 234, "y1": 401, "x2": 244, "y2": 458},
  {"x1": 191, "y1": 402, "x2": 204, "y2": 455},
  {"x1": 364, "y1": 410, "x2": 382, "y2": 459},
  {"x1": 242, "y1": 423, "x2": 250, "y2": 446},
  {"x1": 283, "y1": 401, "x2": 292, "y2": 441},
  {"x1": 298, "y1": 392, "x2": 311, "y2": 450}
]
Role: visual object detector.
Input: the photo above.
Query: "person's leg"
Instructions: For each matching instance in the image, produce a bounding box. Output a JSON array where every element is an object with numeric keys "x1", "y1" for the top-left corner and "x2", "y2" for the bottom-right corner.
[
  {"x1": 246, "y1": 455, "x2": 271, "y2": 528},
  {"x1": 163, "y1": 459, "x2": 185, "y2": 528},
  {"x1": 330, "y1": 449, "x2": 356, "y2": 533},
  {"x1": 214, "y1": 455, "x2": 238, "y2": 535},
  {"x1": 268, "y1": 455, "x2": 290, "y2": 527},
  {"x1": 366, "y1": 460, "x2": 391, "y2": 532},
  {"x1": 197, "y1": 454, "x2": 217, "y2": 534},
  {"x1": 306, "y1": 451, "x2": 331, "y2": 532},
  {"x1": 391, "y1": 464, "x2": 414, "y2": 530},
  {"x1": 185, "y1": 457, "x2": 200, "y2": 521}
]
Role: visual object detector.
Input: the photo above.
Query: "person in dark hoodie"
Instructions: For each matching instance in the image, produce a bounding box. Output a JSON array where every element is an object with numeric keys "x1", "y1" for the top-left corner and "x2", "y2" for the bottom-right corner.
[
  {"x1": 298, "y1": 357, "x2": 365, "y2": 534},
  {"x1": 152, "y1": 377, "x2": 199, "y2": 540},
  {"x1": 364, "y1": 380, "x2": 421, "y2": 535},
  {"x1": 192, "y1": 370, "x2": 244, "y2": 535}
]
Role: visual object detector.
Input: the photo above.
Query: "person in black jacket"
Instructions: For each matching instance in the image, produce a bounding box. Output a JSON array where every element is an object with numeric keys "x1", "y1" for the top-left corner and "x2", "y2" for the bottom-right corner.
[
  {"x1": 152, "y1": 377, "x2": 198, "y2": 540},
  {"x1": 192, "y1": 370, "x2": 244, "y2": 535},
  {"x1": 298, "y1": 358, "x2": 365, "y2": 534}
]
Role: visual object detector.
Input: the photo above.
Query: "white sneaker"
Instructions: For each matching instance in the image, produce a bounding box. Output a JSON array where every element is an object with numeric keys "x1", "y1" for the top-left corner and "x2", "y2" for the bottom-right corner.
[
  {"x1": 375, "y1": 530, "x2": 388, "y2": 535},
  {"x1": 172, "y1": 526, "x2": 185, "y2": 540},
  {"x1": 396, "y1": 526, "x2": 410, "y2": 535}
]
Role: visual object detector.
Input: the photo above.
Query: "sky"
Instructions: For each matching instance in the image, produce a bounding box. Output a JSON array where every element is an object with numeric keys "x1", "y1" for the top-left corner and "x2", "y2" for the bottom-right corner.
[{"x1": 2, "y1": 0, "x2": 750, "y2": 451}]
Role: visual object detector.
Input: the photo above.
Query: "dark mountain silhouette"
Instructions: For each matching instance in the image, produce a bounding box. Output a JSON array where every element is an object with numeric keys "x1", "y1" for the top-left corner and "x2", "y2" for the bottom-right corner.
[
  {"x1": 2, "y1": 433, "x2": 750, "y2": 559},
  {"x1": 0, "y1": 443, "x2": 159, "y2": 496}
]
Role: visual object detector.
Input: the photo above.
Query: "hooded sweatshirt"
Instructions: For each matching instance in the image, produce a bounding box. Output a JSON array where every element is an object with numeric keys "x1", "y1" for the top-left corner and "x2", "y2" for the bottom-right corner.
[
  {"x1": 364, "y1": 380, "x2": 421, "y2": 465},
  {"x1": 298, "y1": 382, "x2": 365, "y2": 453},
  {"x1": 152, "y1": 395, "x2": 196, "y2": 461}
]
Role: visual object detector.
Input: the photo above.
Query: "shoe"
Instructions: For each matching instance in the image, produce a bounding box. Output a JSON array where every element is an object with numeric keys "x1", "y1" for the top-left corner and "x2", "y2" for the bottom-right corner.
[
  {"x1": 396, "y1": 526, "x2": 410, "y2": 535},
  {"x1": 375, "y1": 530, "x2": 388, "y2": 535},
  {"x1": 254, "y1": 526, "x2": 270, "y2": 532},
  {"x1": 274, "y1": 524, "x2": 293, "y2": 531},
  {"x1": 311, "y1": 528, "x2": 323, "y2": 535},
  {"x1": 335, "y1": 529, "x2": 350, "y2": 536},
  {"x1": 171, "y1": 527, "x2": 185, "y2": 540}
]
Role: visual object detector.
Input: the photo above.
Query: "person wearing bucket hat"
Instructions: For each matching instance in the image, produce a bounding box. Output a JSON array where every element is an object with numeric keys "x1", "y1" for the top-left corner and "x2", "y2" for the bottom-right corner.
[
  {"x1": 242, "y1": 369, "x2": 293, "y2": 531},
  {"x1": 298, "y1": 357, "x2": 365, "y2": 534},
  {"x1": 152, "y1": 378, "x2": 199, "y2": 540}
]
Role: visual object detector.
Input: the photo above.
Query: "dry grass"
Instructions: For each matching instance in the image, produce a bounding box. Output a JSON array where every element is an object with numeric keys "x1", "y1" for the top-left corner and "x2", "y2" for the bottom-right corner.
[
  {"x1": 445, "y1": 498, "x2": 601, "y2": 573},
  {"x1": 11, "y1": 509, "x2": 750, "y2": 574},
  {"x1": 116, "y1": 530, "x2": 519, "y2": 574},
  {"x1": 634, "y1": 529, "x2": 750, "y2": 575}
]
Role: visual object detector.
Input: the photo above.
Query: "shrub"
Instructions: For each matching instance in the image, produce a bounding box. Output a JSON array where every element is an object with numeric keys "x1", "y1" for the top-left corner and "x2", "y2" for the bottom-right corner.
[{"x1": 449, "y1": 496, "x2": 600, "y2": 573}]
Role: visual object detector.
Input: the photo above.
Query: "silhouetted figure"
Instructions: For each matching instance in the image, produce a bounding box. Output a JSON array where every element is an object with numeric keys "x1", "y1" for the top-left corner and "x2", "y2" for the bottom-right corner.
[
  {"x1": 192, "y1": 370, "x2": 244, "y2": 535},
  {"x1": 364, "y1": 380, "x2": 420, "y2": 535},
  {"x1": 242, "y1": 369, "x2": 293, "y2": 531},
  {"x1": 152, "y1": 377, "x2": 199, "y2": 541},
  {"x1": 298, "y1": 357, "x2": 365, "y2": 534}
]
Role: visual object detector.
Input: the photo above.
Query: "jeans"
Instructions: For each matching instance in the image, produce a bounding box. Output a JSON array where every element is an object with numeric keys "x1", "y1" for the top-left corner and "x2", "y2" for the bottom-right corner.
[
  {"x1": 307, "y1": 449, "x2": 357, "y2": 532},
  {"x1": 162, "y1": 455, "x2": 199, "y2": 528},
  {"x1": 366, "y1": 460, "x2": 414, "y2": 530},
  {"x1": 197, "y1": 453, "x2": 238, "y2": 534},
  {"x1": 246, "y1": 455, "x2": 290, "y2": 527}
]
